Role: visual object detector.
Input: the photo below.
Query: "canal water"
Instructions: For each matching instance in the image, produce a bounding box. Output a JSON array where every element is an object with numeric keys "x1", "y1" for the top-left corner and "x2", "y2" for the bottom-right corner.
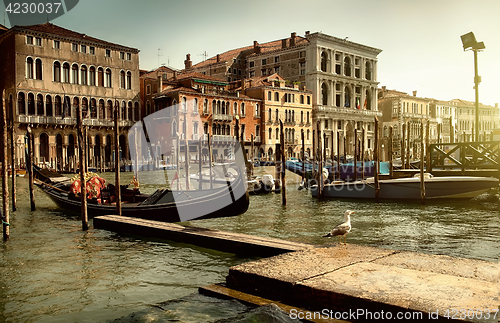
[{"x1": 0, "y1": 167, "x2": 498, "y2": 322}]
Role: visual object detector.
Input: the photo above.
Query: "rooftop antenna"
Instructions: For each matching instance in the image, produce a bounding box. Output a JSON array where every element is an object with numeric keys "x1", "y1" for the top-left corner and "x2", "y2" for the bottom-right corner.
[
  {"x1": 158, "y1": 48, "x2": 163, "y2": 67},
  {"x1": 198, "y1": 51, "x2": 208, "y2": 62}
]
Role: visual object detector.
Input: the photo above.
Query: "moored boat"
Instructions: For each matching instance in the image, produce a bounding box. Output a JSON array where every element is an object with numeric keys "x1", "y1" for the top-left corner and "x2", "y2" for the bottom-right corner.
[
  {"x1": 34, "y1": 165, "x2": 249, "y2": 222},
  {"x1": 311, "y1": 174, "x2": 499, "y2": 200}
]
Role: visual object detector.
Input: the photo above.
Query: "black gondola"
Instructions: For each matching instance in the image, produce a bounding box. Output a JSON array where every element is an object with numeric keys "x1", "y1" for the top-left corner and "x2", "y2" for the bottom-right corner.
[{"x1": 33, "y1": 165, "x2": 249, "y2": 222}]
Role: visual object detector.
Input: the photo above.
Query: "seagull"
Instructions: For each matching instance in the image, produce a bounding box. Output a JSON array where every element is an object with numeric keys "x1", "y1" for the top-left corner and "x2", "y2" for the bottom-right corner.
[{"x1": 323, "y1": 210, "x2": 354, "y2": 245}]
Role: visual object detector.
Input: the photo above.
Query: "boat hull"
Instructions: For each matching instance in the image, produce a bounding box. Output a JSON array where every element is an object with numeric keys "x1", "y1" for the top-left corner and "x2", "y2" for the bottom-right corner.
[
  {"x1": 311, "y1": 176, "x2": 499, "y2": 200},
  {"x1": 35, "y1": 167, "x2": 249, "y2": 222}
]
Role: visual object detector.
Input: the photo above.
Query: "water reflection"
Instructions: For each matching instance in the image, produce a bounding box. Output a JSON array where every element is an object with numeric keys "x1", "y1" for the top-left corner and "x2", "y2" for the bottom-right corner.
[{"x1": 0, "y1": 168, "x2": 498, "y2": 322}]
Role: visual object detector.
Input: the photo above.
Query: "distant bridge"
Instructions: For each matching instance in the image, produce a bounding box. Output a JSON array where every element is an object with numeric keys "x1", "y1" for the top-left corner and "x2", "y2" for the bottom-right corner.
[{"x1": 428, "y1": 141, "x2": 500, "y2": 178}]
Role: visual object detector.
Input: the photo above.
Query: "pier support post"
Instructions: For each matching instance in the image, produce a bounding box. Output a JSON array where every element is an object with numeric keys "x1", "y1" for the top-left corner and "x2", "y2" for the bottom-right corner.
[
  {"x1": 2, "y1": 90, "x2": 10, "y2": 241},
  {"x1": 10, "y1": 112, "x2": 16, "y2": 213},
  {"x1": 301, "y1": 129, "x2": 305, "y2": 183},
  {"x1": 27, "y1": 127, "x2": 35, "y2": 211},
  {"x1": 374, "y1": 117, "x2": 380, "y2": 201},
  {"x1": 114, "y1": 103, "x2": 121, "y2": 216},
  {"x1": 389, "y1": 126, "x2": 394, "y2": 179},
  {"x1": 420, "y1": 122, "x2": 426, "y2": 204},
  {"x1": 279, "y1": 120, "x2": 286, "y2": 205},
  {"x1": 77, "y1": 105, "x2": 88, "y2": 230}
]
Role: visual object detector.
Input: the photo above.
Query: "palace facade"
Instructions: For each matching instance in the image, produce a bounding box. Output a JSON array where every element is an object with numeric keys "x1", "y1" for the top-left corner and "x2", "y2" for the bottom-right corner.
[{"x1": 0, "y1": 23, "x2": 141, "y2": 170}]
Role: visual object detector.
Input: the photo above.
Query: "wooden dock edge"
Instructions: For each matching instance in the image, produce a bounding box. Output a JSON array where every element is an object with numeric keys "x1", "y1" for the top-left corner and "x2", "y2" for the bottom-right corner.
[
  {"x1": 93, "y1": 215, "x2": 313, "y2": 257},
  {"x1": 199, "y1": 284, "x2": 348, "y2": 323}
]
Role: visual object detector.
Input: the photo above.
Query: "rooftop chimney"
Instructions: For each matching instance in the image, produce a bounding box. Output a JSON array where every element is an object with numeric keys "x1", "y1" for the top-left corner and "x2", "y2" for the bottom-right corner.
[
  {"x1": 216, "y1": 54, "x2": 220, "y2": 63},
  {"x1": 413, "y1": 90, "x2": 417, "y2": 97},
  {"x1": 305, "y1": 31, "x2": 310, "y2": 36},
  {"x1": 173, "y1": 71, "x2": 177, "y2": 80},
  {"x1": 382, "y1": 86, "x2": 386, "y2": 91},
  {"x1": 290, "y1": 32, "x2": 297, "y2": 46},
  {"x1": 184, "y1": 54, "x2": 192, "y2": 70},
  {"x1": 253, "y1": 41, "x2": 261, "y2": 54},
  {"x1": 282, "y1": 39, "x2": 288, "y2": 48}
]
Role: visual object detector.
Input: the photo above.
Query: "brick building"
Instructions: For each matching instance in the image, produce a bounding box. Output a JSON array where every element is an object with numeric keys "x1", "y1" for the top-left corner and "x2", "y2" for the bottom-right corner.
[
  {"x1": 0, "y1": 23, "x2": 141, "y2": 169},
  {"x1": 186, "y1": 31, "x2": 382, "y2": 159}
]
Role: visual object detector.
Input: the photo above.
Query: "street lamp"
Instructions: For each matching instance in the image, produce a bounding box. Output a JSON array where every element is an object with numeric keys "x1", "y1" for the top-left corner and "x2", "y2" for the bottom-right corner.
[{"x1": 460, "y1": 32, "x2": 485, "y2": 142}]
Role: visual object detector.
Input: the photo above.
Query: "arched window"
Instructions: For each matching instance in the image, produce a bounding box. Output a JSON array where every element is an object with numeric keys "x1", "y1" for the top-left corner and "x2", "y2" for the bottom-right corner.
[
  {"x1": 106, "y1": 100, "x2": 112, "y2": 119},
  {"x1": 89, "y1": 66, "x2": 96, "y2": 86},
  {"x1": 82, "y1": 97, "x2": 88, "y2": 117},
  {"x1": 126, "y1": 71, "x2": 132, "y2": 89},
  {"x1": 18, "y1": 92, "x2": 25, "y2": 115},
  {"x1": 121, "y1": 101, "x2": 126, "y2": 120},
  {"x1": 268, "y1": 108, "x2": 271, "y2": 122},
  {"x1": 193, "y1": 98, "x2": 198, "y2": 114},
  {"x1": 45, "y1": 95, "x2": 52, "y2": 116},
  {"x1": 80, "y1": 65, "x2": 87, "y2": 85},
  {"x1": 120, "y1": 70, "x2": 125, "y2": 88},
  {"x1": 27, "y1": 93, "x2": 35, "y2": 115},
  {"x1": 53, "y1": 61, "x2": 61, "y2": 82},
  {"x1": 306, "y1": 111, "x2": 310, "y2": 123},
  {"x1": 134, "y1": 102, "x2": 139, "y2": 121},
  {"x1": 274, "y1": 92, "x2": 279, "y2": 101},
  {"x1": 365, "y1": 61, "x2": 372, "y2": 80},
  {"x1": 36, "y1": 94, "x2": 43, "y2": 115},
  {"x1": 63, "y1": 96, "x2": 71, "y2": 117},
  {"x1": 300, "y1": 111, "x2": 303, "y2": 123},
  {"x1": 241, "y1": 103, "x2": 245, "y2": 116},
  {"x1": 54, "y1": 95, "x2": 61, "y2": 116},
  {"x1": 63, "y1": 63, "x2": 70, "y2": 82},
  {"x1": 35, "y1": 58, "x2": 42, "y2": 80},
  {"x1": 321, "y1": 83, "x2": 328, "y2": 105},
  {"x1": 98, "y1": 67, "x2": 104, "y2": 86},
  {"x1": 255, "y1": 103, "x2": 259, "y2": 117},
  {"x1": 128, "y1": 102, "x2": 133, "y2": 120},
  {"x1": 344, "y1": 86, "x2": 351, "y2": 108},
  {"x1": 90, "y1": 98, "x2": 97, "y2": 119},
  {"x1": 99, "y1": 99, "x2": 105, "y2": 119},
  {"x1": 267, "y1": 91, "x2": 272, "y2": 101},
  {"x1": 233, "y1": 102, "x2": 238, "y2": 115},
  {"x1": 300, "y1": 95, "x2": 304, "y2": 104},
  {"x1": 182, "y1": 97, "x2": 187, "y2": 113},
  {"x1": 26, "y1": 57, "x2": 34, "y2": 79},
  {"x1": 71, "y1": 64, "x2": 79, "y2": 84},
  {"x1": 275, "y1": 128, "x2": 279, "y2": 140},
  {"x1": 105, "y1": 69, "x2": 112, "y2": 87},
  {"x1": 344, "y1": 57, "x2": 352, "y2": 77},
  {"x1": 269, "y1": 128, "x2": 272, "y2": 140},
  {"x1": 321, "y1": 51, "x2": 328, "y2": 72}
]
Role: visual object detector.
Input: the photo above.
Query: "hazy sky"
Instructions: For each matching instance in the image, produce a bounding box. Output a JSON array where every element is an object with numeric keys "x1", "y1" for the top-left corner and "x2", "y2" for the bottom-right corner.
[{"x1": 2, "y1": 0, "x2": 499, "y2": 106}]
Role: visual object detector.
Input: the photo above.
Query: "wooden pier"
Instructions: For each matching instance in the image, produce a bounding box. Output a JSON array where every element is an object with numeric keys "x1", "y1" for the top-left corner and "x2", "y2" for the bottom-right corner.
[
  {"x1": 93, "y1": 215, "x2": 312, "y2": 257},
  {"x1": 93, "y1": 216, "x2": 499, "y2": 322}
]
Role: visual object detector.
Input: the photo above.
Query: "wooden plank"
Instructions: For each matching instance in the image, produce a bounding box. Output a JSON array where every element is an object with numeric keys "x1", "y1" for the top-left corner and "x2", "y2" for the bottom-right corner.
[{"x1": 93, "y1": 215, "x2": 312, "y2": 257}]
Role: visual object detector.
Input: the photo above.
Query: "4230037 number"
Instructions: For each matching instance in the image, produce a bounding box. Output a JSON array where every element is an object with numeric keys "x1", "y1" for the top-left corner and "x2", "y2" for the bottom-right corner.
[{"x1": 5, "y1": 2, "x2": 62, "y2": 14}]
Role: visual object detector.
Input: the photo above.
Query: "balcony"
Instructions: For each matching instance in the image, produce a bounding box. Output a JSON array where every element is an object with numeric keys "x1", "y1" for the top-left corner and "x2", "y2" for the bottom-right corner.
[
  {"x1": 16, "y1": 115, "x2": 135, "y2": 128},
  {"x1": 212, "y1": 135, "x2": 234, "y2": 143},
  {"x1": 213, "y1": 114, "x2": 233, "y2": 121},
  {"x1": 315, "y1": 105, "x2": 382, "y2": 119}
]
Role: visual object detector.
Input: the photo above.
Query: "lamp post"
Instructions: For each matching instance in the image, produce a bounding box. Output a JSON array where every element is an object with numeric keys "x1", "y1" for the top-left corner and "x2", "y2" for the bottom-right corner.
[{"x1": 461, "y1": 32, "x2": 485, "y2": 142}]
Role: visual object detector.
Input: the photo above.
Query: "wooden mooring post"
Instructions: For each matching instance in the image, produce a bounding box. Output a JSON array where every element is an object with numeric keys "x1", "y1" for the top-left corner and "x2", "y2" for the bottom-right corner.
[
  {"x1": 374, "y1": 117, "x2": 380, "y2": 201},
  {"x1": 27, "y1": 127, "x2": 35, "y2": 211},
  {"x1": 301, "y1": 129, "x2": 305, "y2": 183},
  {"x1": 10, "y1": 117, "x2": 16, "y2": 212},
  {"x1": 354, "y1": 129, "x2": 358, "y2": 181},
  {"x1": 420, "y1": 122, "x2": 425, "y2": 204},
  {"x1": 114, "y1": 103, "x2": 121, "y2": 216},
  {"x1": 2, "y1": 90, "x2": 10, "y2": 241},
  {"x1": 279, "y1": 120, "x2": 286, "y2": 205},
  {"x1": 317, "y1": 121, "x2": 323, "y2": 199},
  {"x1": 337, "y1": 132, "x2": 340, "y2": 181},
  {"x1": 389, "y1": 126, "x2": 394, "y2": 178},
  {"x1": 76, "y1": 105, "x2": 88, "y2": 231}
]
